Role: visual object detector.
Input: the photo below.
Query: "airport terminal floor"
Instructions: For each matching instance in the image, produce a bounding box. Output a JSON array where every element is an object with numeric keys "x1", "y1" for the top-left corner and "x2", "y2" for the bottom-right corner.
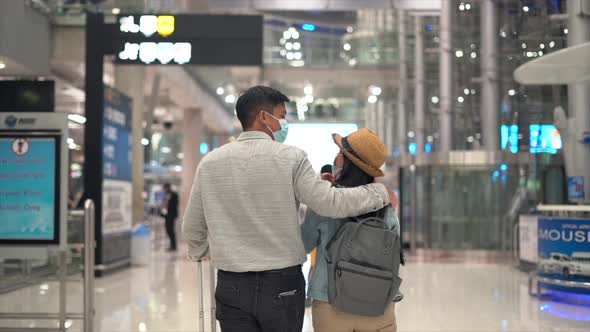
[{"x1": 2, "y1": 244, "x2": 590, "y2": 332}]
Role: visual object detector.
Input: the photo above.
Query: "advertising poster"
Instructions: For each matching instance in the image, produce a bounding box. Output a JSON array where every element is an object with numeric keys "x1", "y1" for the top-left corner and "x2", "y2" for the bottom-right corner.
[
  {"x1": 519, "y1": 215, "x2": 538, "y2": 263},
  {"x1": 102, "y1": 87, "x2": 133, "y2": 235},
  {"x1": 538, "y1": 218, "x2": 590, "y2": 282},
  {"x1": 0, "y1": 136, "x2": 59, "y2": 242},
  {"x1": 568, "y1": 176, "x2": 585, "y2": 200}
]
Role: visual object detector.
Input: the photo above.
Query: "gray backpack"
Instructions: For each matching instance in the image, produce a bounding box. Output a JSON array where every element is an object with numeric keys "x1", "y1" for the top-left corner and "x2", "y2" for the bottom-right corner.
[{"x1": 325, "y1": 212, "x2": 402, "y2": 317}]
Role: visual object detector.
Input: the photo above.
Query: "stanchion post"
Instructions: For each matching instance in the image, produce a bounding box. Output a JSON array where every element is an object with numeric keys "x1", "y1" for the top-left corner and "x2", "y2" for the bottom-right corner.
[
  {"x1": 84, "y1": 199, "x2": 95, "y2": 332},
  {"x1": 58, "y1": 250, "x2": 67, "y2": 329}
]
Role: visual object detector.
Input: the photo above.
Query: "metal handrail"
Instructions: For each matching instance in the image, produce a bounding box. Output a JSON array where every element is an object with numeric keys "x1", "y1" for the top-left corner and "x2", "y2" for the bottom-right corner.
[
  {"x1": 83, "y1": 199, "x2": 95, "y2": 332},
  {"x1": 528, "y1": 271, "x2": 590, "y2": 296},
  {"x1": 512, "y1": 221, "x2": 519, "y2": 265},
  {"x1": 537, "y1": 204, "x2": 590, "y2": 212}
]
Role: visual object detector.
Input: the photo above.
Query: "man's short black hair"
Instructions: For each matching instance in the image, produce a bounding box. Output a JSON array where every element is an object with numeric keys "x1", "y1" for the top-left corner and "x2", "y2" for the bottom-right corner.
[
  {"x1": 235, "y1": 86, "x2": 290, "y2": 129},
  {"x1": 163, "y1": 183, "x2": 171, "y2": 189},
  {"x1": 321, "y1": 164, "x2": 333, "y2": 174}
]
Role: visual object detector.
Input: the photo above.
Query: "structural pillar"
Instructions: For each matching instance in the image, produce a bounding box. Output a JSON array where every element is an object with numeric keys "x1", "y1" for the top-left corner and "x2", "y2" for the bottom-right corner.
[
  {"x1": 481, "y1": 0, "x2": 500, "y2": 150},
  {"x1": 115, "y1": 66, "x2": 145, "y2": 225},
  {"x1": 180, "y1": 108, "x2": 203, "y2": 214},
  {"x1": 376, "y1": 99, "x2": 385, "y2": 138},
  {"x1": 385, "y1": 101, "x2": 395, "y2": 154},
  {"x1": 145, "y1": 73, "x2": 161, "y2": 163},
  {"x1": 439, "y1": 0, "x2": 454, "y2": 151},
  {"x1": 365, "y1": 102, "x2": 376, "y2": 132},
  {"x1": 567, "y1": 0, "x2": 590, "y2": 202},
  {"x1": 397, "y1": 10, "x2": 408, "y2": 154},
  {"x1": 414, "y1": 15, "x2": 426, "y2": 156}
]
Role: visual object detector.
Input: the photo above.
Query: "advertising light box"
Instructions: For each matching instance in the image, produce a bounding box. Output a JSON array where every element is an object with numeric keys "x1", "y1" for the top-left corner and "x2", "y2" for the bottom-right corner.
[
  {"x1": 538, "y1": 218, "x2": 590, "y2": 283},
  {"x1": 530, "y1": 124, "x2": 562, "y2": 154},
  {"x1": 284, "y1": 123, "x2": 358, "y2": 173},
  {"x1": 0, "y1": 135, "x2": 61, "y2": 244}
]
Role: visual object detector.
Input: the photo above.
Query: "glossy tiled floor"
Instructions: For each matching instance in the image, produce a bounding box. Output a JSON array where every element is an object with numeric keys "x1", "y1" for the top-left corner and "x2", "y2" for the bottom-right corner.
[{"x1": 1, "y1": 245, "x2": 589, "y2": 332}]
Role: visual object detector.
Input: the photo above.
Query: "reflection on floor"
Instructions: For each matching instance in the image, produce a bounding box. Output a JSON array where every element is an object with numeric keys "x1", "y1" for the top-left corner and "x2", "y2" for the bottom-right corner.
[{"x1": 1, "y1": 245, "x2": 589, "y2": 331}]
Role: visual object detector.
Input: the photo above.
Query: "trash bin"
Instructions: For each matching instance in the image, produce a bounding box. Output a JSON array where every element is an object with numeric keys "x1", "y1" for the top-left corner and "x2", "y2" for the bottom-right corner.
[{"x1": 131, "y1": 224, "x2": 151, "y2": 265}]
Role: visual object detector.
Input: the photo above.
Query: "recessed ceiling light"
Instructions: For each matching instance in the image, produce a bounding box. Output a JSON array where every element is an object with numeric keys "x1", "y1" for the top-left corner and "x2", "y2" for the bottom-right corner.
[
  {"x1": 112, "y1": 8, "x2": 121, "y2": 15},
  {"x1": 0, "y1": 62, "x2": 5, "y2": 70}
]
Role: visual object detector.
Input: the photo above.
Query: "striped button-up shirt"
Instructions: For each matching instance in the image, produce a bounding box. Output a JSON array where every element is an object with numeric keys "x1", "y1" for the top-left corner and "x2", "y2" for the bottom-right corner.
[{"x1": 182, "y1": 131, "x2": 389, "y2": 272}]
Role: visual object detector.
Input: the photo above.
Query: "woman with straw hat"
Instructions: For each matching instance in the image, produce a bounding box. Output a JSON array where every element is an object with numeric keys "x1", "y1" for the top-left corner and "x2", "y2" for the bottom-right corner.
[{"x1": 301, "y1": 128, "x2": 402, "y2": 332}]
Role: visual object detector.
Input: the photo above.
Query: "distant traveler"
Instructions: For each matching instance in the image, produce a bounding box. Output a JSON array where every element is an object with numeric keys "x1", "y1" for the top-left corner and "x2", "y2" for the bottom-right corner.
[
  {"x1": 301, "y1": 128, "x2": 403, "y2": 332},
  {"x1": 182, "y1": 85, "x2": 397, "y2": 332},
  {"x1": 162, "y1": 183, "x2": 179, "y2": 252}
]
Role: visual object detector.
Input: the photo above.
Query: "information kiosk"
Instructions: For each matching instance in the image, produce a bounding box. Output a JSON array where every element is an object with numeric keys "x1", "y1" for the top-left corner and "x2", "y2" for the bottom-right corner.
[{"x1": 0, "y1": 112, "x2": 95, "y2": 332}]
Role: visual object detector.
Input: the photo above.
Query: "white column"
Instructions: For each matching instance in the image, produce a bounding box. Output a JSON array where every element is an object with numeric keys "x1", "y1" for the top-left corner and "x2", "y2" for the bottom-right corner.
[
  {"x1": 480, "y1": 0, "x2": 500, "y2": 150},
  {"x1": 385, "y1": 101, "x2": 395, "y2": 155},
  {"x1": 439, "y1": 0, "x2": 454, "y2": 151},
  {"x1": 567, "y1": 1, "x2": 590, "y2": 202},
  {"x1": 114, "y1": 66, "x2": 145, "y2": 225},
  {"x1": 376, "y1": 100, "x2": 385, "y2": 137},
  {"x1": 180, "y1": 108, "x2": 203, "y2": 214},
  {"x1": 414, "y1": 15, "x2": 425, "y2": 156},
  {"x1": 397, "y1": 10, "x2": 408, "y2": 154}
]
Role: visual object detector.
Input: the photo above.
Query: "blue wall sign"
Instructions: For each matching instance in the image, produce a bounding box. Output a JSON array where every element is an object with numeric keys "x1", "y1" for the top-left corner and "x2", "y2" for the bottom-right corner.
[
  {"x1": 101, "y1": 87, "x2": 133, "y2": 237},
  {"x1": 103, "y1": 87, "x2": 132, "y2": 182}
]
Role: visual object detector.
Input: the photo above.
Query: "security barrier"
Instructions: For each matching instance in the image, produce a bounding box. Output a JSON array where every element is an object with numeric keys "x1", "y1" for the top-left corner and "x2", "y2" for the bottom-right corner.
[{"x1": 0, "y1": 200, "x2": 96, "y2": 332}]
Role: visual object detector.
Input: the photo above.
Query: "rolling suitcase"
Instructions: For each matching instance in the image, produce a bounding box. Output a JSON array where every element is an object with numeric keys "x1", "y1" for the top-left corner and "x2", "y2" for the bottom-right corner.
[{"x1": 197, "y1": 260, "x2": 217, "y2": 332}]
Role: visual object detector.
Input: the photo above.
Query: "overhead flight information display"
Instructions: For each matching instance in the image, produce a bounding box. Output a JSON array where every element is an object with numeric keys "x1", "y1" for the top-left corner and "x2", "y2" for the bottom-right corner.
[{"x1": 0, "y1": 135, "x2": 60, "y2": 243}]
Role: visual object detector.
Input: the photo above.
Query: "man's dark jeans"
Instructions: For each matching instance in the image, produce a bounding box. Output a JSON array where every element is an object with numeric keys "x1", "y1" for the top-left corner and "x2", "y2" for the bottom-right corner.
[{"x1": 215, "y1": 265, "x2": 306, "y2": 332}]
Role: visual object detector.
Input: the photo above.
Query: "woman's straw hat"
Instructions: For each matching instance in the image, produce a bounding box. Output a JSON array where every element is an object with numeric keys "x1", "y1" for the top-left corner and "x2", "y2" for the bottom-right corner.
[{"x1": 332, "y1": 128, "x2": 386, "y2": 177}]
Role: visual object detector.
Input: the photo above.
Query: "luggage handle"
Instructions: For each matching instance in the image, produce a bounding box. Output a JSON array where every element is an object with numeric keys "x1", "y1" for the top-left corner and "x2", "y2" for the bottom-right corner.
[{"x1": 197, "y1": 260, "x2": 217, "y2": 332}]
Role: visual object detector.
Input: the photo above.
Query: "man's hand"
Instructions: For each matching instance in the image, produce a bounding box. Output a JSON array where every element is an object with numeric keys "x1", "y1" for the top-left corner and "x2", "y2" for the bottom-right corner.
[{"x1": 385, "y1": 186, "x2": 398, "y2": 209}]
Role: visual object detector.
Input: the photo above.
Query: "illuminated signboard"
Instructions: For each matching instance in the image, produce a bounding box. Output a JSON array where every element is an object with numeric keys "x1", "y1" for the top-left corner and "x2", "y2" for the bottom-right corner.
[
  {"x1": 530, "y1": 124, "x2": 562, "y2": 154},
  {"x1": 112, "y1": 14, "x2": 263, "y2": 66},
  {"x1": 117, "y1": 15, "x2": 189, "y2": 64},
  {"x1": 500, "y1": 124, "x2": 519, "y2": 154},
  {"x1": 118, "y1": 42, "x2": 191, "y2": 65},
  {"x1": 119, "y1": 15, "x2": 176, "y2": 37}
]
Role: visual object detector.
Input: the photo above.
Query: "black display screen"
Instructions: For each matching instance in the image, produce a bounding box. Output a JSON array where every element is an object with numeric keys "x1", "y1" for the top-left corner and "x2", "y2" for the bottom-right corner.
[{"x1": 0, "y1": 80, "x2": 55, "y2": 112}]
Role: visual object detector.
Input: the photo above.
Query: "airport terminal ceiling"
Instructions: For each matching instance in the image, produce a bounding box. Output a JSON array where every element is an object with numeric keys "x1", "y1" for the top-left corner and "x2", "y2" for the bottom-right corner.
[{"x1": 30, "y1": 0, "x2": 571, "y2": 152}]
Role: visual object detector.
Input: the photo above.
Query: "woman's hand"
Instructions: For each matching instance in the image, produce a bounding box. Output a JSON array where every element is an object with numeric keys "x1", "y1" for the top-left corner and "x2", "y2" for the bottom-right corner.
[
  {"x1": 386, "y1": 186, "x2": 398, "y2": 209},
  {"x1": 320, "y1": 173, "x2": 335, "y2": 183}
]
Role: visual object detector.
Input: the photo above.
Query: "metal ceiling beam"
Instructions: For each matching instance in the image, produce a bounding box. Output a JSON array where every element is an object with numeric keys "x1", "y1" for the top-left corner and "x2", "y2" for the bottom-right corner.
[
  {"x1": 262, "y1": 66, "x2": 399, "y2": 89},
  {"x1": 207, "y1": 0, "x2": 441, "y2": 11}
]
